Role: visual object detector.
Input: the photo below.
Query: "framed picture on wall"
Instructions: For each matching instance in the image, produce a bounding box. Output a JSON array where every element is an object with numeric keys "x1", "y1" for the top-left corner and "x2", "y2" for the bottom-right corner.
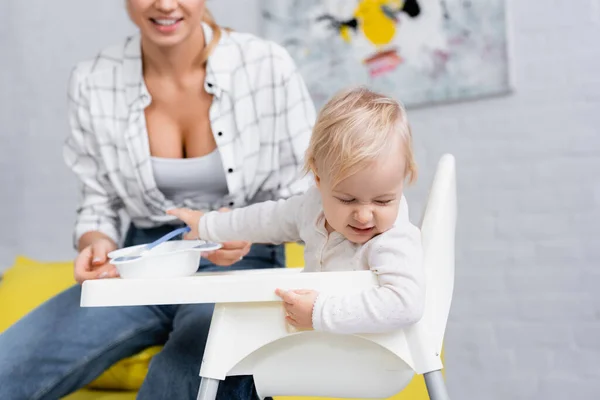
[{"x1": 260, "y1": 0, "x2": 512, "y2": 109}]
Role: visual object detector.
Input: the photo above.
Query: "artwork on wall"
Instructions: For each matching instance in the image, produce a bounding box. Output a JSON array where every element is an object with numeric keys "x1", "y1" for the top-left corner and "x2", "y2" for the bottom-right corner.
[{"x1": 260, "y1": 0, "x2": 512, "y2": 109}]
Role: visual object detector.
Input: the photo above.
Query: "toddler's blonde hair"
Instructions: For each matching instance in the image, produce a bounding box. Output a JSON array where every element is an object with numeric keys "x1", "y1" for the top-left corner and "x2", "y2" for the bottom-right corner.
[{"x1": 304, "y1": 86, "x2": 417, "y2": 187}]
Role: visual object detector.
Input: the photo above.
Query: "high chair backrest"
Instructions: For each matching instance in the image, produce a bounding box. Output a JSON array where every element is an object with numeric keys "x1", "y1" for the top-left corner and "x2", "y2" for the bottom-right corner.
[
  {"x1": 420, "y1": 153, "x2": 457, "y2": 356},
  {"x1": 403, "y1": 153, "x2": 457, "y2": 373}
]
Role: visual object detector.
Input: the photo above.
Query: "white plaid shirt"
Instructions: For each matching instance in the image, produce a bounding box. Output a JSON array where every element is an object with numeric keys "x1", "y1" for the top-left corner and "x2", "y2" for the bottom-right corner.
[{"x1": 63, "y1": 24, "x2": 316, "y2": 246}]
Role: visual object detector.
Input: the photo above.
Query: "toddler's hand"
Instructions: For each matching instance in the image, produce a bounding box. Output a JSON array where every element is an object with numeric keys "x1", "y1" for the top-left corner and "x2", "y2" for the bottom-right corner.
[
  {"x1": 275, "y1": 288, "x2": 318, "y2": 330},
  {"x1": 166, "y1": 208, "x2": 204, "y2": 239}
]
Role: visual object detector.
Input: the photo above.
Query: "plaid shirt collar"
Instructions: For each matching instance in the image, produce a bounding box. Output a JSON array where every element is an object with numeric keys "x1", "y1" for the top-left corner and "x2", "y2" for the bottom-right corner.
[{"x1": 123, "y1": 23, "x2": 229, "y2": 111}]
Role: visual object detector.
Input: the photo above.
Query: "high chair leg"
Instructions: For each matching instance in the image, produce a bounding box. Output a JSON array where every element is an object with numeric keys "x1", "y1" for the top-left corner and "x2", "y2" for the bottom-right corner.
[
  {"x1": 424, "y1": 370, "x2": 450, "y2": 400},
  {"x1": 197, "y1": 377, "x2": 220, "y2": 400}
]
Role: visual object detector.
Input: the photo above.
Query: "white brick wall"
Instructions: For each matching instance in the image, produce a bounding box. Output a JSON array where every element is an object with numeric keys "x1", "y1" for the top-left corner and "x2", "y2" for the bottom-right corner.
[
  {"x1": 1, "y1": 0, "x2": 598, "y2": 398},
  {"x1": 402, "y1": 1, "x2": 600, "y2": 398}
]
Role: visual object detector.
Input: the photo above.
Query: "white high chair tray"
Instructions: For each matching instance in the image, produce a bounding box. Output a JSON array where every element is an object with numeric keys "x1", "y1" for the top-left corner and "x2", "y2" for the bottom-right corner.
[{"x1": 80, "y1": 268, "x2": 377, "y2": 307}]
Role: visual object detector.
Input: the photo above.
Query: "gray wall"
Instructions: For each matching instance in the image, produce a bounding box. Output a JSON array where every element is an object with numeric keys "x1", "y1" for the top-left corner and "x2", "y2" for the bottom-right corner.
[
  {"x1": 0, "y1": 1, "x2": 136, "y2": 267},
  {"x1": 1, "y1": 0, "x2": 599, "y2": 398}
]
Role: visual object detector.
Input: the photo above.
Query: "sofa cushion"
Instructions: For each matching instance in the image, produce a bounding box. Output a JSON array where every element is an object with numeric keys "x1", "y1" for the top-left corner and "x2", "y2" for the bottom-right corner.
[{"x1": 0, "y1": 256, "x2": 161, "y2": 391}]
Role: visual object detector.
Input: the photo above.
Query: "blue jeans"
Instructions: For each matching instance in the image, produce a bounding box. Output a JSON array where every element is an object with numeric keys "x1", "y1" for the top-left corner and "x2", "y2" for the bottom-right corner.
[{"x1": 0, "y1": 224, "x2": 284, "y2": 400}]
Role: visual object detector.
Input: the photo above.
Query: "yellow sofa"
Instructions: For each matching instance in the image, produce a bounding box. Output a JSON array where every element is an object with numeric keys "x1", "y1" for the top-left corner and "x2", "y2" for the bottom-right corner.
[{"x1": 0, "y1": 244, "x2": 430, "y2": 400}]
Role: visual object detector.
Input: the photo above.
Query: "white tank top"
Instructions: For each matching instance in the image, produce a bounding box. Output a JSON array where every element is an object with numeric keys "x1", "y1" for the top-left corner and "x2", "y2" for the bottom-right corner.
[{"x1": 151, "y1": 149, "x2": 229, "y2": 205}]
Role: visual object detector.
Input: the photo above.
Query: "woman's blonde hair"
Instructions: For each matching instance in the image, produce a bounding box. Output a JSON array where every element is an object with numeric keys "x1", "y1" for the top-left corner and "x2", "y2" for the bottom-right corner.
[
  {"x1": 198, "y1": 8, "x2": 229, "y2": 65},
  {"x1": 304, "y1": 86, "x2": 417, "y2": 187}
]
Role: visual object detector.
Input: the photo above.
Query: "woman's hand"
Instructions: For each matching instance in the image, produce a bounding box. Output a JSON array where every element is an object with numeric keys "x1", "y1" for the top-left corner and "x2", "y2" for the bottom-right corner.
[
  {"x1": 74, "y1": 237, "x2": 119, "y2": 283},
  {"x1": 203, "y1": 240, "x2": 252, "y2": 266},
  {"x1": 275, "y1": 288, "x2": 319, "y2": 330}
]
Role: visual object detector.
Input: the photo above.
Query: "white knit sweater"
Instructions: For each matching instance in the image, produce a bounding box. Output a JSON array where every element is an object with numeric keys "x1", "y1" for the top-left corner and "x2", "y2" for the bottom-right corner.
[{"x1": 198, "y1": 186, "x2": 425, "y2": 334}]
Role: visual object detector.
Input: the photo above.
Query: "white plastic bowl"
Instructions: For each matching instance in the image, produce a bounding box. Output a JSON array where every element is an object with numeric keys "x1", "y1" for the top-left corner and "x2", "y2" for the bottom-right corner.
[{"x1": 108, "y1": 240, "x2": 221, "y2": 279}]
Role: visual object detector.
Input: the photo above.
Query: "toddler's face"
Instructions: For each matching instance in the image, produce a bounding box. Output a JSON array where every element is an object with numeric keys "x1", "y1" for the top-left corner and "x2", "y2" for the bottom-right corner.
[{"x1": 316, "y1": 147, "x2": 407, "y2": 244}]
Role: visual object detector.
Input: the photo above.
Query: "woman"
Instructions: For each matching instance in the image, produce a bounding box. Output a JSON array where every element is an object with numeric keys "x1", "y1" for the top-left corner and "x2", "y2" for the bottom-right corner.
[{"x1": 0, "y1": 1, "x2": 315, "y2": 399}]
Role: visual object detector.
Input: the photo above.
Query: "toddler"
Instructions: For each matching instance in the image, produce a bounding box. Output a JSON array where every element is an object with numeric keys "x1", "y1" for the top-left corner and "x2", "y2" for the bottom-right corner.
[{"x1": 168, "y1": 86, "x2": 425, "y2": 334}]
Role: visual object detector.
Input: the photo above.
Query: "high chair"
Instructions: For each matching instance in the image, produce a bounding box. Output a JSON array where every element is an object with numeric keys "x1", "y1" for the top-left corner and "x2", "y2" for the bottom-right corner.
[
  {"x1": 81, "y1": 154, "x2": 456, "y2": 400},
  {"x1": 196, "y1": 153, "x2": 456, "y2": 400}
]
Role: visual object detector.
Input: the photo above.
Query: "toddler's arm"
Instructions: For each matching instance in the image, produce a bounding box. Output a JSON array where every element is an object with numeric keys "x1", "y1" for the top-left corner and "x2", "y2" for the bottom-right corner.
[
  {"x1": 312, "y1": 219, "x2": 425, "y2": 334},
  {"x1": 198, "y1": 194, "x2": 306, "y2": 245}
]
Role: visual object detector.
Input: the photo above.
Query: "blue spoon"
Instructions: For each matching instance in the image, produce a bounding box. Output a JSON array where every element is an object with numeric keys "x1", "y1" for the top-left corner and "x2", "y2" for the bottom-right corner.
[{"x1": 112, "y1": 226, "x2": 192, "y2": 263}]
